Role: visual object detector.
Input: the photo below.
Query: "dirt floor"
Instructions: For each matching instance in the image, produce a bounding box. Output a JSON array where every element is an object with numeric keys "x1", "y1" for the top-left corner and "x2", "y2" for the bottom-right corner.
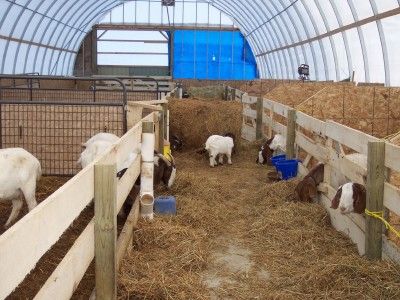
[{"x1": 117, "y1": 144, "x2": 400, "y2": 299}]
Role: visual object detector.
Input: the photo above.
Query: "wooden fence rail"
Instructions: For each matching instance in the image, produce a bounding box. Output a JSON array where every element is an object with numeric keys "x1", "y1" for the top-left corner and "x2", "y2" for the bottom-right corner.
[{"x1": 228, "y1": 86, "x2": 400, "y2": 265}]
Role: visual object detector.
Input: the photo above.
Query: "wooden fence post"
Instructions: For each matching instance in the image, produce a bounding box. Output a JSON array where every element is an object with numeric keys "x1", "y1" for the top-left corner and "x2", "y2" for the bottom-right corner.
[
  {"x1": 224, "y1": 85, "x2": 229, "y2": 100},
  {"x1": 94, "y1": 163, "x2": 117, "y2": 300},
  {"x1": 256, "y1": 97, "x2": 263, "y2": 139},
  {"x1": 268, "y1": 103, "x2": 274, "y2": 138},
  {"x1": 365, "y1": 141, "x2": 385, "y2": 260},
  {"x1": 286, "y1": 109, "x2": 296, "y2": 159}
]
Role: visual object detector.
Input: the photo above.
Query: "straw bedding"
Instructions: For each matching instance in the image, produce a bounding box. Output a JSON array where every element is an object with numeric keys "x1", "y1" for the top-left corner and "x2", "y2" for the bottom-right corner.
[{"x1": 118, "y1": 143, "x2": 400, "y2": 299}]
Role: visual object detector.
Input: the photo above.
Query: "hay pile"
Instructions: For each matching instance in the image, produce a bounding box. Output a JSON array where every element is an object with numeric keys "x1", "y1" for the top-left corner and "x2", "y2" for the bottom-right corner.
[
  {"x1": 169, "y1": 98, "x2": 242, "y2": 149},
  {"x1": 118, "y1": 146, "x2": 400, "y2": 299},
  {"x1": 187, "y1": 85, "x2": 225, "y2": 100}
]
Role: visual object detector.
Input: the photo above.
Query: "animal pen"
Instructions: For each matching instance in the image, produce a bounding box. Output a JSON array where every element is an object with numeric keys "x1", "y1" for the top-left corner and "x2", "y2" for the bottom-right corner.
[
  {"x1": 227, "y1": 85, "x2": 400, "y2": 263},
  {"x1": 0, "y1": 103, "x2": 167, "y2": 299},
  {"x1": 0, "y1": 75, "x2": 162, "y2": 175}
]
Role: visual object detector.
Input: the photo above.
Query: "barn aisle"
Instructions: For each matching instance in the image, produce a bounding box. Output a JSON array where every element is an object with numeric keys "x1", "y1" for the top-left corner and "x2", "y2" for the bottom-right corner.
[{"x1": 117, "y1": 144, "x2": 400, "y2": 299}]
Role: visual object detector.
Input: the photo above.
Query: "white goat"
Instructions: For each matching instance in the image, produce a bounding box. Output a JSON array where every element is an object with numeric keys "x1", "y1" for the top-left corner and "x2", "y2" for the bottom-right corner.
[
  {"x1": 205, "y1": 135, "x2": 234, "y2": 167},
  {"x1": 78, "y1": 140, "x2": 115, "y2": 169},
  {"x1": 82, "y1": 132, "x2": 119, "y2": 148},
  {"x1": 269, "y1": 134, "x2": 286, "y2": 152},
  {"x1": 0, "y1": 148, "x2": 41, "y2": 228},
  {"x1": 78, "y1": 133, "x2": 140, "y2": 170}
]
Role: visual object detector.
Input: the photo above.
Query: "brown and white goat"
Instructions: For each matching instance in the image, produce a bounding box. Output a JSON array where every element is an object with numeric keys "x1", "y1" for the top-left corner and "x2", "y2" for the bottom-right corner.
[
  {"x1": 294, "y1": 163, "x2": 324, "y2": 202},
  {"x1": 117, "y1": 152, "x2": 176, "y2": 217},
  {"x1": 256, "y1": 137, "x2": 274, "y2": 165},
  {"x1": 331, "y1": 182, "x2": 366, "y2": 214},
  {"x1": 117, "y1": 151, "x2": 177, "y2": 189}
]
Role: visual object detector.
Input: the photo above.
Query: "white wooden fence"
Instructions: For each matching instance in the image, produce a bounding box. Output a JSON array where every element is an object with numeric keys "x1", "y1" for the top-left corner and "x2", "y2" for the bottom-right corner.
[
  {"x1": 229, "y1": 86, "x2": 400, "y2": 264},
  {"x1": 0, "y1": 105, "x2": 162, "y2": 299}
]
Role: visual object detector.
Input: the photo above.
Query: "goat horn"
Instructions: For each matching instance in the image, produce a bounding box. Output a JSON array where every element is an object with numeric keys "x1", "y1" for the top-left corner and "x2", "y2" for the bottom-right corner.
[{"x1": 157, "y1": 153, "x2": 171, "y2": 167}]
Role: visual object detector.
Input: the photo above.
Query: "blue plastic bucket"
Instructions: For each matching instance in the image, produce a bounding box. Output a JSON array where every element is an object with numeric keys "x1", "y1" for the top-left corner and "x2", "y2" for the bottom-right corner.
[
  {"x1": 154, "y1": 196, "x2": 176, "y2": 215},
  {"x1": 270, "y1": 154, "x2": 286, "y2": 167},
  {"x1": 275, "y1": 159, "x2": 299, "y2": 180}
]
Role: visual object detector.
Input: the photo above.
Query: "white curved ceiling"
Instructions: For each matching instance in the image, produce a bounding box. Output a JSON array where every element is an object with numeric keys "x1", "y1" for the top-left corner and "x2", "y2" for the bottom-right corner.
[{"x1": 0, "y1": 0, "x2": 399, "y2": 85}]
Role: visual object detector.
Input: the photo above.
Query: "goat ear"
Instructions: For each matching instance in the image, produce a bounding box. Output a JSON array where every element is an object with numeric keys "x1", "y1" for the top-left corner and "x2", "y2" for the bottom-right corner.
[
  {"x1": 352, "y1": 183, "x2": 366, "y2": 214},
  {"x1": 331, "y1": 187, "x2": 342, "y2": 209},
  {"x1": 306, "y1": 177, "x2": 317, "y2": 200},
  {"x1": 266, "y1": 137, "x2": 274, "y2": 146}
]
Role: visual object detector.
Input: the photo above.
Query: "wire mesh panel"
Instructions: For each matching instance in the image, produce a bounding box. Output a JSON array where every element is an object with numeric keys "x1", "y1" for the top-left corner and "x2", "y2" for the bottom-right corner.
[
  {"x1": 0, "y1": 102, "x2": 124, "y2": 175},
  {"x1": 0, "y1": 76, "x2": 131, "y2": 176}
]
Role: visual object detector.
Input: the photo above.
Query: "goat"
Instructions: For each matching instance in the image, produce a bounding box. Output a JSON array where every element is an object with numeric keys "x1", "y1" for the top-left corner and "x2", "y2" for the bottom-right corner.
[
  {"x1": 256, "y1": 134, "x2": 285, "y2": 165},
  {"x1": 269, "y1": 134, "x2": 286, "y2": 151},
  {"x1": 170, "y1": 134, "x2": 183, "y2": 151},
  {"x1": 78, "y1": 140, "x2": 114, "y2": 169},
  {"x1": 256, "y1": 137, "x2": 274, "y2": 165},
  {"x1": 205, "y1": 135, "x2": 234, "y2": 167},
  {"x1": 79, "y1": 134, "x2": 142, "y2": 218},
  {"x1": 117, "y1": 151, "x2": 176, "y2": 189},
  {"x1": 0, "y1": 148, "x2": 41, "y2": 228},
  {"x1": 78, "y1": 133, "x2": 140, "y2": 170},
  {"x1": 294, "y1": 163, "x2": 324, "y2": 202},
  {"x1": 223, "y1": 132, "x2": 237, "y2": 154},
  {"x1": 331, "y1": 182, "x2": 366, "y2": 214},
  {"x1": 81, "y1": 132, "x2": 119, "y2": 148},
  {"x1": 117, "y1": 152, "x2": 177, "y2": 217}
]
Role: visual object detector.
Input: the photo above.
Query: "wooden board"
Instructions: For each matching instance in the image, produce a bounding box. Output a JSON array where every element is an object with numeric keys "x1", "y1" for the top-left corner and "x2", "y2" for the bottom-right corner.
[
  {"x1": 326, "y1": 120, "x2": 380, "y2": 155},
  {"x1": 116, "y1": 155, "x2": 141, "y2": 212},
  {"x1": 320, "y1": 194, "x2": 366, "y2": 255},
  {"x1": 262, "y1": 99, "x2": 273, "y2": 110},
  {"x1": 298, "y1": 162, "x2": 309, "y2": 176},
  {"x1": 270, "y1": 100, "x2": 289, "y2": 118},
  {"x1": 383, "y1": 237, "x2": 400, "y2": 265},
  {"x1": 34, "y1": 221, "x2": 95, "y2": 300},
  {"x1": 243, "y1": 107, "x2": 257, "y2": 119},
  {"x1": 327, "y1": 153, "x2": 367, "y2": 184},
  {"x1": 384, "y1": 182, "x2": 400, "y2": 216},
  {"x1": 115, "y1": 123, "x2": 142, "y2": 170},
  {"x1": 241, "y1": 95, "x2": 258, "y2": 104},
  {"x1": 295, "y1": 131, "x2": 328, "y2": 162},
  {"x1": 0, "y1": 166, "x2": 94, "y2": 299},
  {"x1": 385, "y1": 142, "x2": 400, "y2": 173},
  {"x1": 296, "y1": 111, "x2": 326, "y2": 136},
  {"x1": 242, "y1": 124, "x2": 256, "y2": 142},
  {"x1": 272, "y1": 121, "x2": 287, "y2": 136}
]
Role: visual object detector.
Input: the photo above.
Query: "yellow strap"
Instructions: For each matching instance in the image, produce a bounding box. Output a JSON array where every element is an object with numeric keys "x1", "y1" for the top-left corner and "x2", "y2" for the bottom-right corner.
[
  {"x1": 365, "y1": 209, "x2": 400, "y2": 239},
  {"x1": 165, "y1": 152, "x2": 173, "y2": 163}
]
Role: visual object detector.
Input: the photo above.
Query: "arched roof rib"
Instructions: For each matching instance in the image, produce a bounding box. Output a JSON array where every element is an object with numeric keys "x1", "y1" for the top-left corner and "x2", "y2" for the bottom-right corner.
[{"x1": 0, "y1": 0, "x2": 399, "y2": 85}]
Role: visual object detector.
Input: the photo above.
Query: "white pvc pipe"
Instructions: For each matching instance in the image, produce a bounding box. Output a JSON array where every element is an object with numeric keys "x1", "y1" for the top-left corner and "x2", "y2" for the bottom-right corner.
[{"x1": 140, "y1": 131, "x2": 155, "y2": 220}]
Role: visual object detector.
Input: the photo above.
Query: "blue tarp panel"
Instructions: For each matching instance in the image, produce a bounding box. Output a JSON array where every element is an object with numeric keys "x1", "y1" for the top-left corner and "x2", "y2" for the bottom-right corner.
[{"x1": 173, "y1": 30, "x2": 258, "y2": 80}]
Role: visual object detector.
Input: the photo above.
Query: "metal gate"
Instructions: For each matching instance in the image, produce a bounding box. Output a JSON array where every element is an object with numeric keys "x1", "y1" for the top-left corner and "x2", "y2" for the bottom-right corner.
[{"x1": 0, "y1": 75, "x2": 131, "y2": 176}]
